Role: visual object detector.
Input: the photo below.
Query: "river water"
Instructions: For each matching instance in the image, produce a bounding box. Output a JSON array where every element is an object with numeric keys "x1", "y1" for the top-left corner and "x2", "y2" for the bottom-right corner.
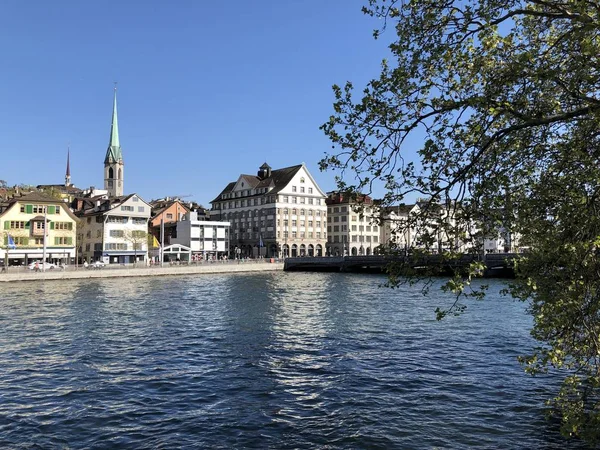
[{"x1": 0, "y1": 272, "x2": 585, "y2": 449}]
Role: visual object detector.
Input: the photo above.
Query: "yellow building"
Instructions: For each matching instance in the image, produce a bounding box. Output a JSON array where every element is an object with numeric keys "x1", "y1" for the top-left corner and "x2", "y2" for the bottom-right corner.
[{"x1": 0, "y1": 192, "x2": 78, "y2": 266}]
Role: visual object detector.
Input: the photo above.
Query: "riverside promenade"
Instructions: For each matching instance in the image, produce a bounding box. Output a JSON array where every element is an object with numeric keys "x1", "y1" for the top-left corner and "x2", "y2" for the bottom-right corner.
[{"x1": 0, "y1": 260, "x2": 284, "y2": 283}]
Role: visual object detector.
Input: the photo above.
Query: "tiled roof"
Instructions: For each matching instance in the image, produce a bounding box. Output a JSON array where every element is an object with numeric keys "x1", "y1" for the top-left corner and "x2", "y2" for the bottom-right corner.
[
  {"x1": 7, "y1": 192, "x2": 61, "y2": 204},
  {"x1": 211, "y1": 164, "x2": 303, "y2": 203}
]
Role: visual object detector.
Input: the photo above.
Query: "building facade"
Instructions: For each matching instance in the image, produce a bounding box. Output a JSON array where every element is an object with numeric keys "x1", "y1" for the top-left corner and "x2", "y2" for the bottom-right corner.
[
  {"x1": 0, "y1": 192, "x2": 78, "y2": 266},
  {"x1": 211, "y1": 163, "x2": 327, "y2": 258},
  {"x1": 325, "y1": 192, "x2": 381, "y2": 256},
  {"x1": 74, "y1": 193, "x2": 151, "y2": 264},
  {"x1": 170, "y1": 211, "x2": 230, "y2": 260}
]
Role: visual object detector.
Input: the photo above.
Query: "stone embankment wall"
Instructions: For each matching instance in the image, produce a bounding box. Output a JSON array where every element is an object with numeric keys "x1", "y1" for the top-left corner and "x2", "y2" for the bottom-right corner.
[{"x1": 0, "y1": 262, "x2": 284, "y2": 283}]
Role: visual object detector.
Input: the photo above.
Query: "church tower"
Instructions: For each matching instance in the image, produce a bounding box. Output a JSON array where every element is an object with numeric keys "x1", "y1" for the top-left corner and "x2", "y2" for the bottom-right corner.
[
  {"x1": 65, "y1": 147, "x2": 71, "y2": 187},
  {"x1": 104, "y1": 86, "x2": 124, "y2": 197}
]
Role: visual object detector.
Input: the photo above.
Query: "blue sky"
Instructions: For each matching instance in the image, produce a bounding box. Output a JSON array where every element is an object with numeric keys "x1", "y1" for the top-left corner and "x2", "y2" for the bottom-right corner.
[{"x1": 0, "y1": 0, "x2": 393, "y2": 207}]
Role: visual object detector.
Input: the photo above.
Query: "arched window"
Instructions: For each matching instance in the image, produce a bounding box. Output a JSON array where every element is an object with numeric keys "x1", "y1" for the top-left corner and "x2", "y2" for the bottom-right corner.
[{"x1": 108, "y1": 167, "x2": 114, "y2": 178}]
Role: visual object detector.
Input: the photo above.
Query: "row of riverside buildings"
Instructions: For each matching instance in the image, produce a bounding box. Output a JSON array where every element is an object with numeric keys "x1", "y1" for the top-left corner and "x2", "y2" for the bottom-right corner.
[{"x1": 0, "y1": 90, "x2": 519, "y2": 267}]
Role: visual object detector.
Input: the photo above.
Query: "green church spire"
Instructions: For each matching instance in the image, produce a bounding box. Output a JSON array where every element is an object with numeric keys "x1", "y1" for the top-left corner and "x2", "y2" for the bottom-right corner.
[{"x1": 104, "y1": 85, "x2": 123, "y2": 164}]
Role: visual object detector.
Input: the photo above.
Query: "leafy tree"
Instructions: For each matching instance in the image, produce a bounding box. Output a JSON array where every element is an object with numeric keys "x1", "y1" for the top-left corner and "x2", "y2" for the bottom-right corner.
[
  {"x1": 321, "y1": 0, "x2": 600, "y2": 443},
  {"x1": 123, "y1": 229, "x2": 148, "y2": 266}
]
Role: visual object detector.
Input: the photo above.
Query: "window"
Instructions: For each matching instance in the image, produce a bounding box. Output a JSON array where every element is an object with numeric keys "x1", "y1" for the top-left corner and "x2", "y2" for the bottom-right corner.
[
  {"x1": 341, "y1": 216, "x2": 347, "y2": 222},
  {"x1": 292, "y1": 186, "x2": 297, "y2": 192},
  {"x1": 292, "y1": 220, "x2": 297, "y2": 226},
  {"x1": 308, "y1": 221, "x2": 313, "y2": 227},
  {"x1": 352, "y1": 235, "x2": 358, "y2": 242},
  {"x1": 334, "y1": 207, "x2": 339, "y2": 213},
  {"x1": 300, "y1": 187, "x2": 305, "y2": 193},
  {"x1": 300, "y1": 198, "x2": 305, "y2": 204},
  {"x1": 34, "y1": 238, "x2": 43, "y2": 245},
  {"x1": 300, "y1": 177, "x2": 305, "y2": 183},
  {"x1": 352, "y1": 225, "x2": 357, "y2": 231},
  {"x1": 283, "y1": 196, "x2": 289, "y2": 203},
  {"x1": 54, "y1": 222, "x2": 73, "y2": 230},
  {"x1": 14, "y1": 237, "x2": 27, "y2": 245},
  {"x1": 374, "y1": 236, "x2": 379, "y2": 243},
  {"x1": 300, "y1": 221, "x2": 305, "y2": 227},
  {"x1": 96, "y1": 230, "x2": 101, "y2": 238},
  {"x1": 105, "y1": 243, "x2": 128, "y2": 250},
  {"x1": 9, "y1": 221, "x2": 25, "y2": 229},
  {"x1": 308, "y1": 198, "x2": 313, "y2": 204},
  {"x1": 137, "y1": 206, "x2": 145, "y2": 212},
  {"x1": 121, "y1": 205, "x2": 134, "y2": 212},
  {"x1": 352, "y1": 216, "x2": 357, "y2": 221},
  {"x1": 316, "y1": 221, "x2": 321, "y2": 228},
  {"x1": 132, "y1": 196, "x2": 139, "y2": 202},
  {"x1": 108, "y1": 216, "x2": 128, "y2": 224},
  {"x1": 334, "y1": 217, "x2": 340, "y2": 223},
  {"x1": 166, "y1": 213, "x2": 173, "y2": 219},
  {"x1": 55, "y1": 206, "x2": 61, "y2": 214},
  {"x1": 35, "y1": 221, "x2": 45, "y2": 230},
  {"x1": 110, "y1": 230, "x2": 124, "y2": 238},
  {"x1": 292, "y1": 231, "x2": 297, "y2": 238},
  {"x1": 300, "y1": 231, "x2": 305, "y2": 238},
  {"x1": 291, "y1": 197, "x2": 297, "y2": 204},
  {"x1": 308, "y1": 188, "x2": 313, "y2": 194},
  {"x1": 54, "y1": 237, "x2": 72, "y2": 245},
  {"x1": 85, "y1": 244, "x2": 91, "y2": 251},
  {"x1": 316, "y1": 232, "x2": 320, "y2": 238}
]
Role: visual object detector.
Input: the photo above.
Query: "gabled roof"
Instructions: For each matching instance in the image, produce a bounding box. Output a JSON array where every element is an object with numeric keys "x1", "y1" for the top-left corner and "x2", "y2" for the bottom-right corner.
[
  {"x1": 1, "y1": 192, "x2": 79, "y2": 221},
  {"x1": 7, "y1": 191, "x2": 62, "y2": 204},
  {"x1": 211, "y1": 164, "x2": 303, "y2": 203}
]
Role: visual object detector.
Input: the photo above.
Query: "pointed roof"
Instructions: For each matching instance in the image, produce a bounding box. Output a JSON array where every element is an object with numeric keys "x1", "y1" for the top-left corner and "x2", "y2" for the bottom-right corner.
[
  {"x1": 210, "y1": 164, "x2": 304, "y2": 203},
  {"x1": 104, "y1": 87, "x2": 123, "y2": 164},
  {"x1": 66, "y1": 148, "x2": 71, "y2": 178}
]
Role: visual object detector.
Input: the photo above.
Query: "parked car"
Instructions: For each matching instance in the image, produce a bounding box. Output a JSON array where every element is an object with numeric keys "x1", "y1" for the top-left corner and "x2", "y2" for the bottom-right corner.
[
  {"x1": 28, "y1": 261, "x2": 56, "y2": 271},
  {"x1": 89, "y1": 260, "x2": 106, "y2": 269}
]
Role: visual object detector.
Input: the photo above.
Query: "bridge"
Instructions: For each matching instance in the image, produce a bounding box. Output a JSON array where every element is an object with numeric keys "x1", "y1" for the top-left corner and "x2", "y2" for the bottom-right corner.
[{"x1": 283, "y1": 253, "x2": 518, "y2": 277}]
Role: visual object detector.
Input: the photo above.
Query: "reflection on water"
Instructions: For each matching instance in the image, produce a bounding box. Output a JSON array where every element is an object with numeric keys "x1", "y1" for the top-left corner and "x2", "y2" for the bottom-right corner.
[{"x1": 0, "y1": 273, "x2": 588, "y2": 449}]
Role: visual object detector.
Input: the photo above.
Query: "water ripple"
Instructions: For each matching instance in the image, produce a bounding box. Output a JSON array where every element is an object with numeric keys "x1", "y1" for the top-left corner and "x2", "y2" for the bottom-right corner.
[{"x1": 0, "y1": 273, "x2": 589, "y2": 448}]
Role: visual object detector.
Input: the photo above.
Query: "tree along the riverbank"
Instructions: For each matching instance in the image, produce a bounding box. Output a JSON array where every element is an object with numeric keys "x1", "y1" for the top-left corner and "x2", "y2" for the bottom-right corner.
[{"x1": 321, "y1": 0, "x2": 600, "y2": 443}]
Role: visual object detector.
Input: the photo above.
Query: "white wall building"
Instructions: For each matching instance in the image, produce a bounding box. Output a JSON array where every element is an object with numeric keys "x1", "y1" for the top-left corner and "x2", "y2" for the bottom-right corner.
[
  {"x1": 75, "y1": 193, "x2": 151, "y2": 264},
  {"x1": 211, "y1": 163, "x2": 328, "y2": 258},
  {"x1": 170, "y1": 211, "x2": 230, "y2": 260}
]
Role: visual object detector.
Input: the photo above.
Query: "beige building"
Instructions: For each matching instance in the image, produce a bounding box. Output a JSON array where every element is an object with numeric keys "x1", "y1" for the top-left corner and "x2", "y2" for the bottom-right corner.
[
  {"x1": 0, "y1": 192, "x2": 78, "y2": 266},
  {"x1": 211, "y1": 163, "x2": 327, "y2": 258},
  {"x1": 325, "y1": 192, "x2": 381, "y2": 256}
]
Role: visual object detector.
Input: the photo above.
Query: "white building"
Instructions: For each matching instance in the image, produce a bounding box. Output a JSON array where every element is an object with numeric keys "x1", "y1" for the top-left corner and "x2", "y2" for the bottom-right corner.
[
  {"x1": 74, "y1": 193, "x2": 151, "y2": 264},
  {"x1": 170, "y1": 211, "x2": 230, "y2": 260},
  {"x1": 210, "y1": 163, "x2": 328, "y2": 258}
]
